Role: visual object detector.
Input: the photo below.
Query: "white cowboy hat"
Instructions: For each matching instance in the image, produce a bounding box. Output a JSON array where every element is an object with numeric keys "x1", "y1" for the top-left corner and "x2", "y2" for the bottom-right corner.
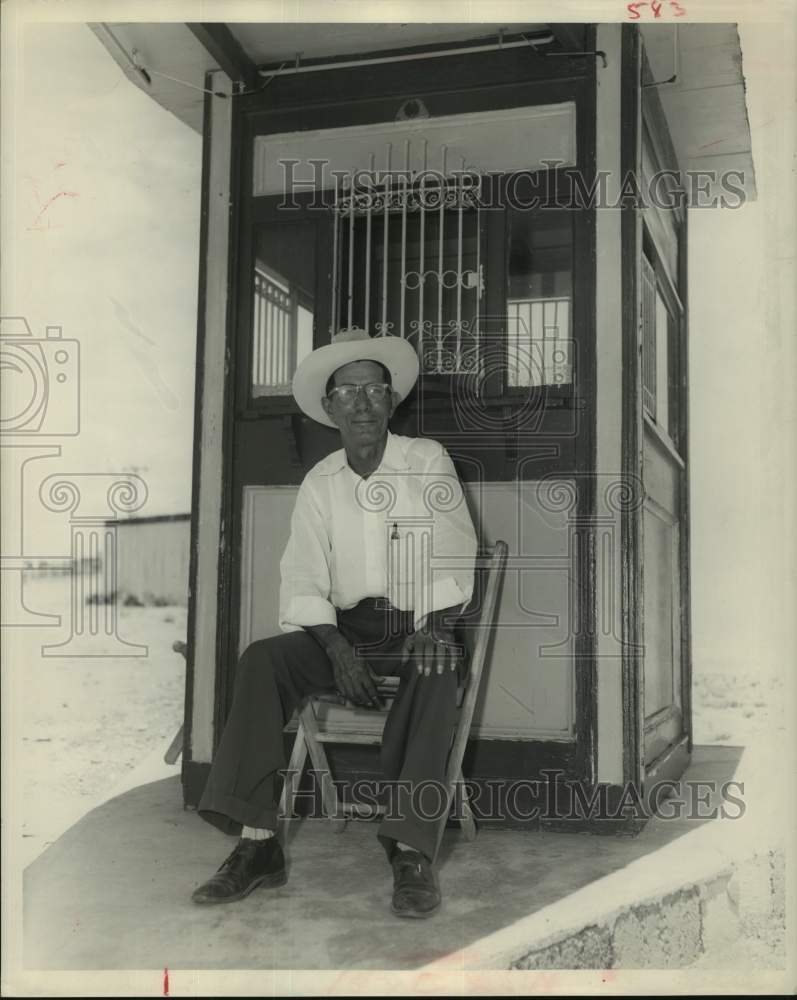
[{"x1": 292, "y1": 328, "x2": 420, "y2": 428}]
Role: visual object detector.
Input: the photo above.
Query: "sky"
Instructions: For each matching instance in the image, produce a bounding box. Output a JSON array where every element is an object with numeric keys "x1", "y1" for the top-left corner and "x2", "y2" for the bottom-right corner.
[
  {"x1": 6, "y1": 22, "x2": 202, "y2": 520},
  {"x1": 2, "y1": 15, "x2": 795, "y2": 677}
]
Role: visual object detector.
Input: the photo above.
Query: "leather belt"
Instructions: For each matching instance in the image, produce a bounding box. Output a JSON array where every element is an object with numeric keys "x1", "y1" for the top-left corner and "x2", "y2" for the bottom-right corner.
[{"x1": 359, "y1": 597, "x2": 402, "y2": 612}]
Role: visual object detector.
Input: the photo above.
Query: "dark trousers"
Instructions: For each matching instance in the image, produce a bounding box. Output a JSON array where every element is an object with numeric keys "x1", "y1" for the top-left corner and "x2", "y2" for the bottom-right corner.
[{"x1": 198, "y1": 601, "x2": 464, "y2": 861}]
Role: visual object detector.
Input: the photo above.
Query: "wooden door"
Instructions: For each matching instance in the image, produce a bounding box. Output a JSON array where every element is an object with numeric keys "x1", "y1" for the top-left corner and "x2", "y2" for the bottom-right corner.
[{"x1": 640, "y1": 251, "x2": 689, "y2": 766}]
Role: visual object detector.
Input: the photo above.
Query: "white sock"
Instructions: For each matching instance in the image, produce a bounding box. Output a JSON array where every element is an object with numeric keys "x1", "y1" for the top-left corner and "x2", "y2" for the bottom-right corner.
[{"x1": 241, "y1": 826, "x2": 275, "y2": 841}]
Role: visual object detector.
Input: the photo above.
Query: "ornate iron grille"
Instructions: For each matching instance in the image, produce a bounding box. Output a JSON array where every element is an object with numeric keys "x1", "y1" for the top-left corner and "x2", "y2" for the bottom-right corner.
[{"x1": 332, "y1": 166, "x2": 484, "y2": 375}]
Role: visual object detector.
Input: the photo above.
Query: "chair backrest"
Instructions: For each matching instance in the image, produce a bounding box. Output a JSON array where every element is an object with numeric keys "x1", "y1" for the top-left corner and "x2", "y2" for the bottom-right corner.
[
  {"x1": 455, "y1": 540, "x2": 509, "y2": 721},
  {"x1": 429, "y1": 540, "x2": 508, "y2": 860}
]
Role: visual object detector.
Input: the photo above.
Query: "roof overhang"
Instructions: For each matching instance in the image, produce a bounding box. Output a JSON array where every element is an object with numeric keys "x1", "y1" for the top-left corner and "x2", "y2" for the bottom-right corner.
[
  {"x1": 89, "y1": 22, "x2": 553, "y2": 135},
  {"x1": 91, "y1": 21, "x2": 756, "y2": 201},
  {"x1": 641, "y1": 24, "x2": 756, "y2": 201}
]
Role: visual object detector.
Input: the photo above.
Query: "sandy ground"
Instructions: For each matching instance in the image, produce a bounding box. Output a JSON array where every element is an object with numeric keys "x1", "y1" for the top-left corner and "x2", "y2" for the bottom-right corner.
[
  {"x1": 692, "y1": 668, "x2": 788, "y2": 749},
  {"x1": 7, "y1": 574, "x2": 789, "y2": 870},
  {"x1": 9, "y1": 575, "x2": 187, "y2": 867}
]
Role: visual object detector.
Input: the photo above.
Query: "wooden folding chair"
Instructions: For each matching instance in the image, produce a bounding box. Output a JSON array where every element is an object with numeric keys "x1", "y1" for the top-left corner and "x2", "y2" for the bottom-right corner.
[{"x1": 277, "y1": 540, "x2": 508, "y2": 860}]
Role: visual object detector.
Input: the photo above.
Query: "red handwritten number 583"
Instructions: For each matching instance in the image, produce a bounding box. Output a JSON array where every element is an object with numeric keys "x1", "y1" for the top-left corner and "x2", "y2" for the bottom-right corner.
[{"x1": 627, "y1": 1, "x2": 687, "y2": 17}]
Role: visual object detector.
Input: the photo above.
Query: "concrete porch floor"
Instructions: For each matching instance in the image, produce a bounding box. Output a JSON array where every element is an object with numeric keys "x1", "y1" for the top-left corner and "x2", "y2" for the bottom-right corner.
[{"x1": 22, "y1": 744, "x2": 781, "y2": 972}]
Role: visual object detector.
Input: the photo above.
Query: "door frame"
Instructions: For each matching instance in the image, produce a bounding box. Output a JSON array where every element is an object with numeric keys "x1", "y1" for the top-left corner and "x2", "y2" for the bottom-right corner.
[
  {"x1": 620, "y1": 25, "x2": 692, "y2": 790},
  {"x1": 212, "y1": 43, "x2": 601, "y2": 789},
  {"x1": 184, "y1": 33, "x2": 620, "y2": 820}
]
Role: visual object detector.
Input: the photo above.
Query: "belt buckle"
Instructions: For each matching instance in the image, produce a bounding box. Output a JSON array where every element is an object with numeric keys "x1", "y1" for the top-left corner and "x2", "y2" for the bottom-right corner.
[{"x1": 374, "y1": 597, "x2": 392, "y2": 611}]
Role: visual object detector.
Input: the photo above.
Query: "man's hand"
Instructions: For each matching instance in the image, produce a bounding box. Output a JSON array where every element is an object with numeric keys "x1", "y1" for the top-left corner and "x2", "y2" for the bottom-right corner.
[
  {"x1": 400, "y1": 610, "x2": 464, "y2": 677},
  {"x1": 323, "y1": 631, "x2": 382, "y2": 709}
]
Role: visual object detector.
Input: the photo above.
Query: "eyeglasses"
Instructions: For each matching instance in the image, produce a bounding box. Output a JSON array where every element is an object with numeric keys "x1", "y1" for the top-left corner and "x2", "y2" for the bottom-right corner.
[{"x1": 327, "y1": 382, "x2": 391, "y2": 405}]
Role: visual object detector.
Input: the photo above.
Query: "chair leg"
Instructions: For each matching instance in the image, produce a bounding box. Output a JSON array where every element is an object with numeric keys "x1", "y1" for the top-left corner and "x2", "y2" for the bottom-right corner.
[
  {"x1": 299, "y1": 702, "x2": 346, "y2": 833},
  {"x1": 277, "y1": 720, "x2": 309, "y2": 844},
  {"x1": 457, "y1": 769, "x2": 478, "y2": 842}
]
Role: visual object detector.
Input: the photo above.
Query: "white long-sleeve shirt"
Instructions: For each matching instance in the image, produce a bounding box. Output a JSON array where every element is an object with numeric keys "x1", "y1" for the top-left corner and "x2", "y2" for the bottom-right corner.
[{"x1": 279, "y1": 432, "x2": 477, "y2": 632}]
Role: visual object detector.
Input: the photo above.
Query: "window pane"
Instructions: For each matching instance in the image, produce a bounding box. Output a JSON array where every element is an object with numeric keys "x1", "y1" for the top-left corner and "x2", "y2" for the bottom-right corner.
[
  {"x1": 251, "y1": 223, "x2": 316, "y2": 397},
  {"x1": 655, "y1": 290, "x2": 670, "y2": 433},
  {"x1": 641, "y1": 255, "x2": 657, "y2": 418},
  {"x1": 506, "y1": 203, "x2": 573, "y2": 387},
  {"x1": 641, "y1": 123, "x2": 679, "y2": 285}
]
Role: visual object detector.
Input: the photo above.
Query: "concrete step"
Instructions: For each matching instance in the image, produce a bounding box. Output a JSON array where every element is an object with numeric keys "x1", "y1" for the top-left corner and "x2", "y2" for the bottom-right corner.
[{"x1": 506, "y1": 847, "x2": 785, "y2": 970}]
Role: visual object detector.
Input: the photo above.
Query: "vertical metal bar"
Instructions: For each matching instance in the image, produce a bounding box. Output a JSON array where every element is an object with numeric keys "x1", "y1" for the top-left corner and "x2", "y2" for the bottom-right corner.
[
  {"x1": 289, "y1": 298, "x2": 295, "y2": 381},
  {"x1": 524, "y1": 299, "x2": 531, "y2": 387},
  {"x1": 475, "y1": 174, "x2": 482, "y2": 372},
  {"x1": 277, "y1": 300, "x2": 283, "y2": 385},
  {"x1": 553, "y1": 298, "x2": 560, "y2": 385},
  {"x1": 331, "y1": 174, "x2": 339, "y2": 335},
  {"x1": 284, "y1": 295, "x2": 289, "y2": 382},
  {"x1": 347, "y1": 179, "x2": 355, "y2": 330},
  {"x1": 545, "y1": 300, "x2": 552, "y2": 384},
  {"x1": 418, "y1": 140, "x2": 427, "y2": 362},
  {"x1": 272, "y1": 300, "x2": 279, "y2": 384},
  {"x1": 283, "y1": 303, "x2": 289, "y2": 383},
  {"x1": 381, "y1": 143, "x2": 391, "y2": 336},
  {"x1": 456, "y1": 170, "x2": 463, "y2": 370},
  {"x1": 286, "y1": 298, "x2": 292, "y2": 382},
  {"x1": 252, "y1": 283, "x2": 260, "y2": 389},
  {"x1": 267, "y1": 298, "x2": 274, "y2": 385},
  {"x1": 507, "y1": 301, "x2": 516, "y2": 385},
  {"x1": 364, "y1": 152, "x2": 374, "y2": 333},
  {"x1": 277, "y1": 298, "x2": 283, "y2": 384},
  {"x1": 255, "y1": 283, "x2": 262, "y2": 386},
  {"x1": 260, "y1": 284, "x2": 267, "y2": 385},
  {"x1": 399, "y1": 138, "x2": 409, "y2": 340},
  {"x1": 437, "y1": 146, "x2": 446, "y2": 371},
  {"x1": 286, "y1": 301, "x2": 291, "y2": 383},
  {"x1": 262, "y1": 293, "x2": 268, "y2": 385},
  {"x1": 279, "y1": 302, "x2": 284, "y2": 383}
]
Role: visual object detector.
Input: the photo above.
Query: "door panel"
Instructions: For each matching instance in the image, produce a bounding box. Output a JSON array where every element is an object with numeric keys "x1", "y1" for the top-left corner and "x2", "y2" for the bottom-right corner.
[
  {"x1": 643, "y1": 430, "x2": 685, "y2": 764},
  {"x1": 238, "y1": 480, "x2": 577, "y2": 741}
]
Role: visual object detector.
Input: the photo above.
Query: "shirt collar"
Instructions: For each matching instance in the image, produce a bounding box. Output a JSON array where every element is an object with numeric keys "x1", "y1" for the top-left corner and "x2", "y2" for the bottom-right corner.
[{"x1": 318, "y1": 432, "x2": 410, "y2": 476}]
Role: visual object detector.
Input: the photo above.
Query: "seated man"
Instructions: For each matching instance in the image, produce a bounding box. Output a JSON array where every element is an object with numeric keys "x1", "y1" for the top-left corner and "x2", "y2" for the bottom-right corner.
[{"x1": 193, "y1": 328, "x2": 477, "y2": 918}]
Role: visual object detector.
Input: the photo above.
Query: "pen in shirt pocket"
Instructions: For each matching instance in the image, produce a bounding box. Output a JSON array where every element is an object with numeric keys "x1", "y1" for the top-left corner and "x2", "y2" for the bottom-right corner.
[{"x1": 389, "y1": 522, "x2": 400, "y2": 606}]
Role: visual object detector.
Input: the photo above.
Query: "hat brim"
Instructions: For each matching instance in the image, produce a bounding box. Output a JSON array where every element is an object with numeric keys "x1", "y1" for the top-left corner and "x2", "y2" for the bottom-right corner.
[{"x1": 292, "y1": 337, "x2": 420, "y2": 428}]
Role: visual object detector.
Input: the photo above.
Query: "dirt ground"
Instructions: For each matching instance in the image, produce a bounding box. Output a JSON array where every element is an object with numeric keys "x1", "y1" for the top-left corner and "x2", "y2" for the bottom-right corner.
[
  {"x1": 10, "y1": 574, "x2": 788, "y2": 867},
  {"x1": 13, "y1": 575, "x2": 187, "y2": 865}
]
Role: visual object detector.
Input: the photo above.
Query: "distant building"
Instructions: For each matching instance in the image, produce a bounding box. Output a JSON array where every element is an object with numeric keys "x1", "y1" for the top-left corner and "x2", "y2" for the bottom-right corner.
[{"x1": 104, "y1": 513, "x2": 190, "y2": 606}]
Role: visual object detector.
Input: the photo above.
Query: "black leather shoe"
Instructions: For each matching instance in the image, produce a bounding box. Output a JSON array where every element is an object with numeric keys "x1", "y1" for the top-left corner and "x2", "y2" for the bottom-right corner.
[
  {"x1": 390, "y1": 849, "x2": 441, "y2": 918},
  {"x1": 192, "y1": 838, "x2": 287, "y2": 904}
]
